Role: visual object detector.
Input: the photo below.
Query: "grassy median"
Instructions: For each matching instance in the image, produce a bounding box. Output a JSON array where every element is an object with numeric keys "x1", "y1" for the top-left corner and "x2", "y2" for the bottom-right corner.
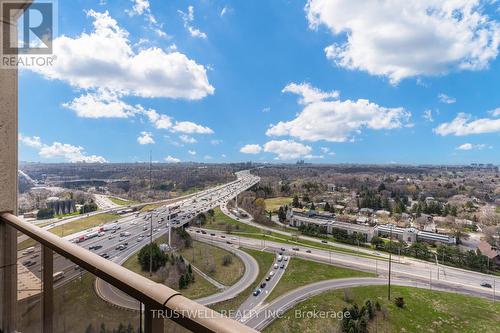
[
  {"x1": 179, "y1": 240, "x2": 245, "y2": 286},
  {"x1": 267, "y1": 257, "x2": 375, "y2": 302},
  {"x1": 210, "y1": 248, "x2": 275, "y2": 312},
  {"x1": 18, "y1": 213, "x2": 120, "y2": 250}
]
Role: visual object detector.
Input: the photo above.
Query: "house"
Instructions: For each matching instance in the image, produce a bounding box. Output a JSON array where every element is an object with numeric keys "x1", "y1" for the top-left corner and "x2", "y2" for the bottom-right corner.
[{"x1": 477, "y1": 241, "x2": 500, "y2": 266}]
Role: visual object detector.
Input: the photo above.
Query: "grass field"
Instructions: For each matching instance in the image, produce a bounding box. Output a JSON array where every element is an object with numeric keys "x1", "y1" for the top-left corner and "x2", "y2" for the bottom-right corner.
[
  {"x1": 17, "y1": 273, "x2": 140, "y2": 333},
  {"x1": 264, "y1": 285, "x2": 500, "y2": 333},
  {"x1": 18, "y1": 213, "x2": 120, "y2": 250},
  {"x1": 122, "y1": 247, "x2": 218, "y2": 299},
  {"x1": 264, "y1": 197, "x2": 293, "y2": 212},
  {"x1": 202, "y1": 207, "x2": 262, "y2": 234},
  {"x1": 179, "y1": 240, "x2": 245, "y2": 286},
  {"x1": 210, "y1": 248, "x2": 276, "y2": 312},
  {"x1": 267, "y1": 257, "x2": 375, "y2": 302},
  {"x1": 139, "y1": 203, "x2": 164, "y2": 212},
  {"x1": 496, "y1": 205, "x2": 500, "y2": 213},
  {"x1": 108, "y1": 196, "x2": 135, "y2": 206}
]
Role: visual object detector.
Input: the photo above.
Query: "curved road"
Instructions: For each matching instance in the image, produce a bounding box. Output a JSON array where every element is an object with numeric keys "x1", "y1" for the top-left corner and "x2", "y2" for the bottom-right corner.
[
  {"x1": 95, "y1": 239, "x2": 259, "y2": 309},
  {"x1": 245, "y1": 277, "x2": 500, "y2": 330}
]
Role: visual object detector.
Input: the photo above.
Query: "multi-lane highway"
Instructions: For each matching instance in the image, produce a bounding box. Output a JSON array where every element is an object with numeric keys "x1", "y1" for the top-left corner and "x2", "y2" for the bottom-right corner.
[
  {"x1": 189, "y1": 228, "x2": 500, "y2": 303},
  {"x1": 17, "y1": 170, "x2": 260, "y2": 299}
]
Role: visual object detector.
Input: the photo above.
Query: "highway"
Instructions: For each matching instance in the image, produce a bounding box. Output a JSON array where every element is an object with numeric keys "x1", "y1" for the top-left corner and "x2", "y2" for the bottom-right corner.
[
  {"x1": 189, "y1": 228, "x2": 500, "y2": 304},
  {"x1": 17, "y1": 170, "x2": 260, "y2": 299}
]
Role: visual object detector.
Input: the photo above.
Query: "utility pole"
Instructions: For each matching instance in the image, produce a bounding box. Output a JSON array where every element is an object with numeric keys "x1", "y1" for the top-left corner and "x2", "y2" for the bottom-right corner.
[
  {"x1": 149, "y1": 151, "x2": 153, "y2": 277},
  {"x1": 388, "y1": 225, "x2": 393, "y2": 301}
]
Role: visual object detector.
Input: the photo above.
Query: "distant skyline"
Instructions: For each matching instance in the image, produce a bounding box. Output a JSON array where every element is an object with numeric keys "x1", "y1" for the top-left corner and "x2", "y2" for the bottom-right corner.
[{"x1": 19, "y1": 0, "x2": 500, "y2": 164}]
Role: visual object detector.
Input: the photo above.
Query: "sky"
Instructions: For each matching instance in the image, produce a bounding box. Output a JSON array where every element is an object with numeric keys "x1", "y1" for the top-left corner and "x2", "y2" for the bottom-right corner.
[{"x1": 18, "y1": 0, "x2": 500, "y2": 164}]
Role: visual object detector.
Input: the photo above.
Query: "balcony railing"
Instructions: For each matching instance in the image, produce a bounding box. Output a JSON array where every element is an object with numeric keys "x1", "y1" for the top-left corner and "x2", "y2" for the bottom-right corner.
[{"x1": 1, "y1": 212, "x2": 259, "y2": 333}]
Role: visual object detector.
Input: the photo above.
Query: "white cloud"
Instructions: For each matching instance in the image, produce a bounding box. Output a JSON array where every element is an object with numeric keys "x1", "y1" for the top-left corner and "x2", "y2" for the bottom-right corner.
[
  {"x1": 63, "y1": 90, "x2": 139, "y2": 118},
  {"x1": 143, "y1": 108, "x2": 173, "y2": 129},
  {"x1": 20, "y1": 135, "x2": 107, "y2": 163},
  {"x1": 164, "y1": 155, "x2": 181, "y2": 163},
  {"x1": 178, "y1": 6, "x2": 207, "y2": 39},
  {"x1": 188, "y1": 150, "x2": 197, "y2": 155},
  {"x1": 19, "y1": 134, "x2": 42, "y2": 148},
  {"x1": 221, "y1": 153, "x2": 227, "y2": 158},
  {"x1": 320, "y1": 146, "x2": 336, "y2": 156},
  {"x1": 210, "y1": 139, "x2": 222, "y2": 145},
  {"x1": 179, "y1": 135, "x2": 197, "y2": 144},
  {"x1": 262, "y1": 107, "x2": 271, "y2": 113},
  {"x1": 204, "y1": 155, "x2": 213, "y2": 160},
  {"x1": 304, "y1": 154, "x2": 324, "y2": 159},
  {"x1": 488, "y1": 107, "x2": 500, "y2": 117},
  {"x1": 220, "y1": 6, "x2": 229, "y2": 17},
  {"x1": 423, "y1": 109, "x2": 434, "y2": 122},
  {"x1": 438, "y1": 93, "x2": 456, "y2": 104},
  {"x1": 129, "y1": 0, "x2": 149, "y2": 15},
  {"x1": 306, "y1": 0, "x2": 500, "y2": 84},
  {"x1": 31, "y1": 10, "x2": 213, "y2": 99},
  {"x1": 435, "y1": 112, "x2": 500, "y2": 136},
  {"x1": 137, "y1": 131, "x2": 155, "y2": 145},
  {"x1": 240, "y1": 144, "x2": 262, "y2": 154},
  {"x1": 172, "y1": 121, "x2": 214, "y2": 134},
  {"x1": 282, "y1": 82, "x2": 339, "y2": 104},
  {"x1": 268, "y1": 83, "x2": 410, "y2": 142},
  {"x1": 456, "y1": 143, "x2": 488, "y2": 150},
  {"x1": 127, "y1": 1, "x2": 168, "y2": 38},
  {"x1": 263, "y1": 140, "x2": 312, "y2": 160}
]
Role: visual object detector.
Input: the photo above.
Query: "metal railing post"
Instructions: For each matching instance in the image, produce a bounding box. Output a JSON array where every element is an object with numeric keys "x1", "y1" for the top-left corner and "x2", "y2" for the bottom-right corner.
[
  {"x1": 42, "y1": 246, "x2": 54, "y2": 333},
  {"x1": 144, "y1": 303, "x2": 164, "y2": 333}
]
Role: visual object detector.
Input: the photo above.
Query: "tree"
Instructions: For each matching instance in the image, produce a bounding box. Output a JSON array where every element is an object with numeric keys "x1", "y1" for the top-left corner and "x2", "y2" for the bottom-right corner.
[
  {"x1": 179, "y1": 275, "x2": 186, "y2": 289},
  {"x1": 37, "y1": 208, "x2": 54, "y2": 220},
  {"x1": 394, "y1": 297, "x2": 405, "y2": 308},
  {"x1": 80, "y1": 202, "x2": 98, "y2": 214},
  {"x1": 310, "y1": 202, "x2": 316, "y2": 210},
  {"x1": 138, "y1": 243, "x2": 168, "y2": 272},
  {"x1": 370, "y1": 236, "x2": 384, "y2": 249},
  {"x1": 324, "y1": 202, "x2": 331, "y2": 212},
  {"x1": 292, "y1": 195, "x2": 301, "y2": 208}
]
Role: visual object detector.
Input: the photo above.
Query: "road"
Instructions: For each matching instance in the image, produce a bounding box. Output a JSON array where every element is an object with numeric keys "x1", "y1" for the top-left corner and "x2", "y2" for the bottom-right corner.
[
  {"x1": 17, "y1": 170, "x2": 260, "y2": 300},
  {"x1": 245, "y1": 276, "x2": 500, "y2": 330},
  {"x1": 236, "y1": 253, "x2": 290, "y2": 322},
  {"x1": 96, "y1": 238, "x2": 260, "y2": 309},
  {"x1": 191, "y1": 228, "x2": 499, "y2": 304}
]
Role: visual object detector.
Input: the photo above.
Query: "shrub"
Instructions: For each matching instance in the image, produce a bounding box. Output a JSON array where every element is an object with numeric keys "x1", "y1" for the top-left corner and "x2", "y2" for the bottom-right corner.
[{"x1": 394, "y1": 297, "x2": 405, "y2": 308}]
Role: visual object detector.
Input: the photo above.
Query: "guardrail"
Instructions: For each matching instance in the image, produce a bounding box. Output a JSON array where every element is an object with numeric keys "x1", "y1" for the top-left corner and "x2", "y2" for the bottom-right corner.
[{"x1": 1, "y1": 212, "x2": 259, "y2": 333}]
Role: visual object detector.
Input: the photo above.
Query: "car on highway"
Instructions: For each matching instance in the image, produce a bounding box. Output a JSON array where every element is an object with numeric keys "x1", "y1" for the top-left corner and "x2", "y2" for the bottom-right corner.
[
  {"x1": 481, "y1": 282, "x2": 493, "y2": 288},
  {"x1": 90, "y1": 245, "x2": 103, "y2": 251},
  {"x1": 210, "y1": 233, "x2": 215, "y2": 236},
  {"x1": 280, "y1": 247, "x2": 285, "y2": 251},
  {"x1": 284, "y1": 256, "x2": 289, "y2": 261},
  {"x1": 265, "y1": 276, "x2": 271, "y2": 281},
  {"x1": 321, "y1": 240, "x2": 328, "y2": 244},
  {"x1": 260, "y1": 282, "x2": 267, "y2": 288},
  {"x1": 274, "y1": 264, "x2": 278, "y2": 269},
  {"x1": 108, "y1": 235, "x2": 115, "y2": 240},
  {"x1": 306, "y1": 250, "x2": 311, "y2": 253},
  {"x1": 292, "y1": 247, "x2": 299, "y2": 251},
  {"x1": 280, "y1": 264, "x2": 285, "y2": 269},
  {"x1": 252, "y1": 289, "x2": 261, "y2": 296},
  {"x1": 22, "y1": 260, "x2": 36, "y2": 267},
  {"x1": 226, "y1": 241, "x2": 232, "y2": 244}
]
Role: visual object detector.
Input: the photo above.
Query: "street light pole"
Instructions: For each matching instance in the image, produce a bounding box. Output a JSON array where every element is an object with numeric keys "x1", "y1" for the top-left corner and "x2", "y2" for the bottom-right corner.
[
  {"x1": 388, "y1": 225, "x2": 393, "y2": 301},
  {"x1": 149, "y1": 151, "x2": 153, "y2": 277}
]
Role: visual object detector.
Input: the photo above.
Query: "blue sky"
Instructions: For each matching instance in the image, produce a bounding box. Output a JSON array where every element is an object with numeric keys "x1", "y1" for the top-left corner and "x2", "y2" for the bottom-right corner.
[{"x1": 19, "y1": 0, "x2": 500, "y2": 164}]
